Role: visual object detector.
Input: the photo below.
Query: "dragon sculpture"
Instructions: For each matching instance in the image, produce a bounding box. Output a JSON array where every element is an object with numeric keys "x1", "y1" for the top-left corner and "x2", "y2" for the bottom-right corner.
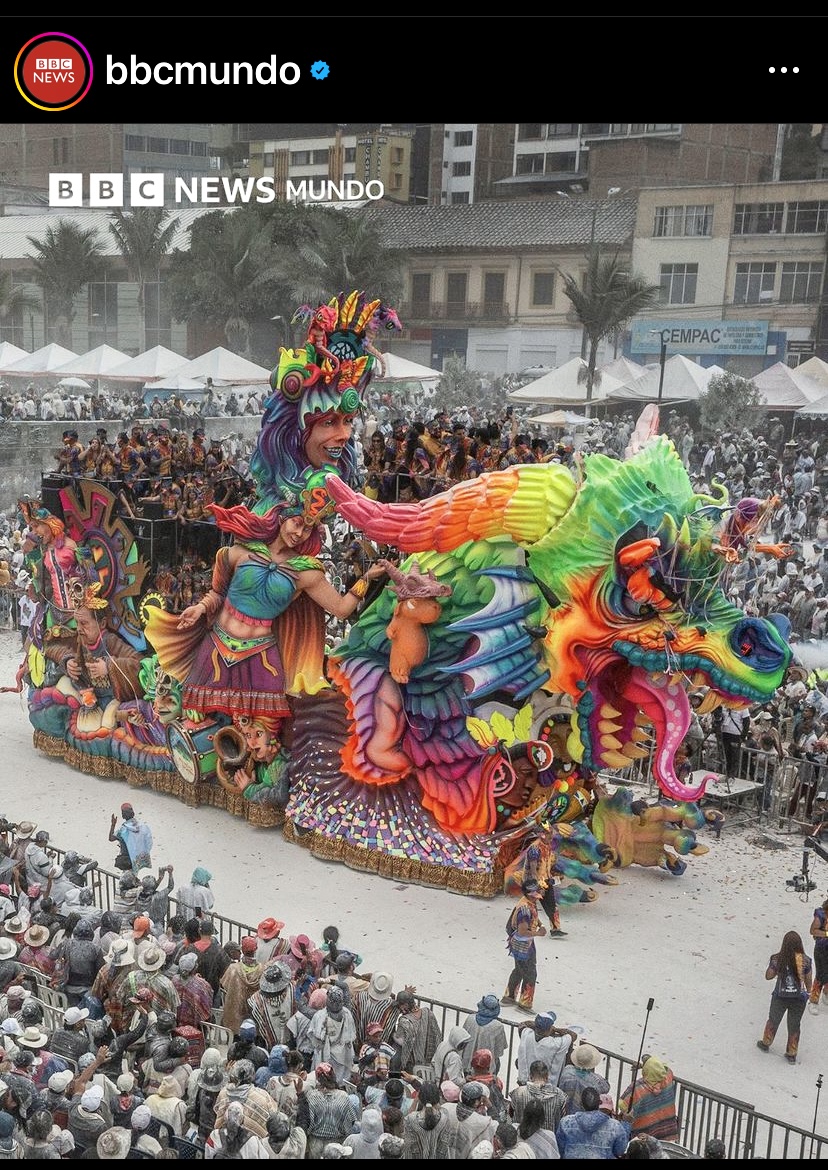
[{"x1": 281, "y1": 434, "x2": 792, "y2": 890}]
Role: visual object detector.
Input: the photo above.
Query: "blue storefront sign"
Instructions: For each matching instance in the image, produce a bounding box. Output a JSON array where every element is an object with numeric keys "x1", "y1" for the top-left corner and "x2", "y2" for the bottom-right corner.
[{"x1": 631, "y1": 319, "x2": 768, "y2": 356}]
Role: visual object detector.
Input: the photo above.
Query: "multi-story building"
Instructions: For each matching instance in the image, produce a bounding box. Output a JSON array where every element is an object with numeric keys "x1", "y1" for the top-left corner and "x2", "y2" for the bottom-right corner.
[
  {"x1": 1, "y1": 177, "x2": 825, "y2": 376},
  {"x1": 0, "y1": 123, "x2": 214, "y2": 200},
  {"x1": 247, "y1": 125, "x2": 414, "y2": 203}
]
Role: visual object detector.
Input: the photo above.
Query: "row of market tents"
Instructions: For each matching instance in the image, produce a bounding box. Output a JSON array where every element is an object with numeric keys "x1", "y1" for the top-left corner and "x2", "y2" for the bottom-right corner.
[
  {"x1": 3, "y1": 338, "x2": 828, "y2": 419},
  {"x1": 0, "y1": 342, "x2": 445, "y2": 403},
  {"x1": 506, "y1": 354, "x2": 828, "y2": 422}
]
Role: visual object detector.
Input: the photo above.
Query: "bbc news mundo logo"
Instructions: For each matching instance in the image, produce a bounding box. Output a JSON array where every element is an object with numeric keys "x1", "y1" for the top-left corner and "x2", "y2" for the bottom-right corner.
[{"x1": 14, "y1": 32, "x2": 93, "y2": 111}]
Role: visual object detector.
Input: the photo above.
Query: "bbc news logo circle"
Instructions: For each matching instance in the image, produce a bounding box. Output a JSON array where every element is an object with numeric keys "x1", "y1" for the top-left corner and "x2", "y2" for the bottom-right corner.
[{"x1": 15, "y1": 32, "x2": 92, "y2": 111}]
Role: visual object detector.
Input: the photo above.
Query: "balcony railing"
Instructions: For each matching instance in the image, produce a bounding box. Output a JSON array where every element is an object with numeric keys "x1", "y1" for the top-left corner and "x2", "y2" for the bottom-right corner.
[{"x1": 400, "y1": 300, "x2": 511, "y2": 323}]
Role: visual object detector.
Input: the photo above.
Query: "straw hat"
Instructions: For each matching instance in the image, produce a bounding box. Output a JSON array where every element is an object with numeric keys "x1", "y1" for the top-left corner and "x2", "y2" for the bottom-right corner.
[
  {"x1": 23, "y1": 925, "x2": 49, "y2": 948},
  {"x1": 0, "y1": 939, "x2": 17, "y2": 961},
  {"x1": 572, "y1": 1043, "x2": 602, "y2": 1070},
  {"x1": 137, "y1": 944, "x2": 166, "y2": 972},
  {"x1": 18, "y1": 1025, "x2": 49, "y2": 1049}
]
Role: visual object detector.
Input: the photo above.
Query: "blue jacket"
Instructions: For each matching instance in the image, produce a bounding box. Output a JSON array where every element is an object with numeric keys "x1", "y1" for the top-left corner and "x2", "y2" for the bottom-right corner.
[{"x1": 556, "y1": 1108, "x2": 631, "y2": 1159}]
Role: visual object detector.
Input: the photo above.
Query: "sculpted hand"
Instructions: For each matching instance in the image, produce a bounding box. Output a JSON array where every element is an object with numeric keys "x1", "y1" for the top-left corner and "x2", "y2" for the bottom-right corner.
[
  {"x1": 88, "y1": 659, "x2": 108, "y2": 680},
  {"x1": 177, "y1": 603, "x2": 204, "y2": 629},
  {"x1": 66, "y1": 658, "x2": 83, "y2": 681}
]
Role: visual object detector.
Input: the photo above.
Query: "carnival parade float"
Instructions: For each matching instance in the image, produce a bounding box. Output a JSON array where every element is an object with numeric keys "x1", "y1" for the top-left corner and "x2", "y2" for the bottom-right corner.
[{"x1": 18, "y1": 292, "x2": 792, "y2": 897}]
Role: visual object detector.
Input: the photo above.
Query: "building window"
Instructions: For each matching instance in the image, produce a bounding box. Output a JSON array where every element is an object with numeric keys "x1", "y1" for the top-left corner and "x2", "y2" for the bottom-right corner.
[
  {"x1": 659, "y1": 263, "x2": 698, "y2": 305},
  {"x1": 734, "y1": 262, "x2": 776, "y2": 304},
  {"x1": 390, "y1": 172, "x2": 403, "y2": 191},
  {"x1": 653, "y1": 205, "x2": 712, "y2": 237},
  {"x1": 532, "y1": 272, "x2": 555, "y2": 306},
  {"x1": 144, "y1": 281, "x2": 172, "y2": 349},
  {"x1": 786, "y1": 201, "x2": 828, "y2": 234},
  {"x1": 453, "y1": 130, "x2": 473, "y2": 147},
  {"x1": 191, "y1": 141, "x2": 208, "y2": 157},
  {"x1": 344, "y1": 147, "x2": 356, "y2": 163},
  {"x1": 545, "y1": 152, "x2": 576, "y2": 173},
  {"x1": 452, "y1": 161, "x2": 471, "y2": 177},
  {"x1": 52, "y1": 137, "x2": 69, "y2": 165},
  {"x1": 88, "y1": 281, "x2": 118, "y2": 343},
  {"x1": 125, "y1": 135, "x2": 145, "y2": 151},
  {"x1": 147, "y1": 137, "x2": 168, "y2": 154},
  {"x1": 262, "y1": 152, "x2": 274, "y2": 168},
  {"x1": 780, "y1": 261, "x2": 823, "y2": 303},
  {"x1": 290, "y1": 150, "x2": 310, "y2": 165},
  {"x1": 450, "y1": 191, "x2": 469, "y2": 204},
  {"x1": 168, "y1": 139, "x2": 191, "y2": 155},
  {"x1": 733, "y1": 203, "x2": 784, "y2": 234},
  {"x1": 484, "y1": 272, "x2": 505, "y2": 309},
  {"x1": 391, "y1": 146, "x2": 404, "y2": 164},
  {"x1": 547, "y1": 124, "x2": 577, "y2": 138},
  {"x1": 311, "y1": 148, "x2": 329, "y2": 165},
  {"x1": 411, "y1": 273, "x2": 431, "y2": 309},
  {"x1": 518, "y1": 124, "x2": 543, "y2": 141},
  {"x1": 446, "y1": 272, "x2": 467, "y2": 312},
  {"x1": 515, "y1": 153, "x2": 545, "y2": 175}
]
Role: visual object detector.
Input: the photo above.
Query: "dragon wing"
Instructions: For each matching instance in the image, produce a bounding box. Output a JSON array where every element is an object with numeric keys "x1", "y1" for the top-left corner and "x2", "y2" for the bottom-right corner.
[{"x1": 325, "y1": 464, "x2": 576, "y2": 553}]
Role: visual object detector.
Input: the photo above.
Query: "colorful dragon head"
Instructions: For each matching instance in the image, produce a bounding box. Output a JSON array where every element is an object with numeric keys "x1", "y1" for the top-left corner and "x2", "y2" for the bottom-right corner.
[
  {"x1": 527, "y1": 438, "x2": 790, "y2": 800},
  {"x1": 328, "y1": 434, "x2": 790, "y2": 813}
]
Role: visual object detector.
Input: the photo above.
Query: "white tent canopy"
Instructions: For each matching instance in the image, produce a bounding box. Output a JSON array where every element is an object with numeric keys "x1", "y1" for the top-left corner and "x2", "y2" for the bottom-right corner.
[
  {"x1": 1, "y1": 343, "x2": 78, "y2": 376},
  {"x1": 531, "y1": 408, "x2": 591, "y2": 428},
  {"x1": 507, "y1": 357, "x2": 625, "y2": 406},
  {"x1": 752, "y1": 361, "x2": 826, "y2": 410},
  {"x1": 165, "y1": 347, "x2": 271, "y2": 384},
  {"x1": 607, "y1": 355, "x2": 724, "y2": 402},
  {"x1": 52, "y1": 344, "x2": 132, "y2": 378},
  {"x1": 0, "y1": 343, "x2": 29, "y2": 371},
  {"x1": 374, "y1": 353, "x2": 442, "y2": 381},
  {"x1": 790, "y1": 356, "x2": 828, "y2": 393},
  {"x1": 599, "y1": 355, "x2": 647, "y2": 385},
  {"x1": 144, "y1": 373, "x2": 206, "y2": 392},
  {"x1": 106, "y1": 345, "x2": 188, "y2": 381}
]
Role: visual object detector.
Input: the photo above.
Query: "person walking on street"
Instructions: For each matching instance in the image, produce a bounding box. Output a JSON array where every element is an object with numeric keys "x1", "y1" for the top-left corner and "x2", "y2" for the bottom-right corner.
[
  {"x1": 757, "y1": 929, "x2": 813, "y2": 1063},
  {"x1": 808, "y1": 896, "x2": 828, "y2": 1013},
  {"x1": 502, "y1": 879, "x2": 546, "y2": 1013}
]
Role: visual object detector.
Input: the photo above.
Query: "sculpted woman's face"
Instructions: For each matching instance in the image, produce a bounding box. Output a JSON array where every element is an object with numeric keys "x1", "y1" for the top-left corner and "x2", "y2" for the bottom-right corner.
[
  {"x1": 279, "y1": 515, "x2": 314, "y2": 548},
  {"x1": 304, "y1": 411, "x2": 354, "y2": 469}
]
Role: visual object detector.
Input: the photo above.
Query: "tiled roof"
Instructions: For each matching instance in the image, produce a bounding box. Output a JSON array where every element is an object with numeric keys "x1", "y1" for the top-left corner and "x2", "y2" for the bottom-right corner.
[
  {"x1": 0, "y1": 206, "x2": 215, "y2": 260},
  {"x1": 360, "y1": 197, "x2": 637, "y2": 250},
  {"x1": 0, "y1": 197, "x2": 637, "y2": 261}
]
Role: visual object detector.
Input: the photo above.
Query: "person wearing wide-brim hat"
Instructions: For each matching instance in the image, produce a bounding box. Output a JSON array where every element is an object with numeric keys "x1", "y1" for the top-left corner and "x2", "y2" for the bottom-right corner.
[
  {"x1": 17, "y1": 1023, "x2": 49, "y2": 1050},
  {"x1": 9, "y1": 822, "x2": 36, "y2": 866},
  {"x1": 247, "y1": 961, "x2": 295, "y2": 1051},
  {"x1": 558, "y1": 1042, "x2": 611, "y2": 1114},
  {"x1": 254, "y1": 917, "x2": 289, "y2": 966},
  {"x1": 18, "y1": 925, "x2": 54, "y2": 980},
  {"x1": 91, "y1": 938, "x2": 137, "y2": 1037},
  {"x1": 0, "y1": 938, "x2": 17, "y2": 962},
  {"x1": 125, "y1": 944, "x2": 179, "y2": 1020}
]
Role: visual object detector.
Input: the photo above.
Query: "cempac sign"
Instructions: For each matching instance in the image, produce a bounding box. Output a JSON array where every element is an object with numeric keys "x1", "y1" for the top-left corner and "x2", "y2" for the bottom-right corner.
[
  {"x1": 632, "y1": 319, "x2": 769, "y2": 357},
  {"x1": 49, "y1": 173, "x2": 385, "y2": 208}
]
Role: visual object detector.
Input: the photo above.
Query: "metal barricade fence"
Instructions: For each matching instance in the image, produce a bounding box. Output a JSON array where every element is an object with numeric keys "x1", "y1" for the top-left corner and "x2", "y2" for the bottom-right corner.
[{"x1": 47, "y1": 847, "x2": 828, "y2": 1157}]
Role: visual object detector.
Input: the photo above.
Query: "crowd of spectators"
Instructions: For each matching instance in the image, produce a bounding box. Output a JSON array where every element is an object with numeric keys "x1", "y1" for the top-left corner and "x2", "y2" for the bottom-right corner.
[{"x1": 0, "y1": 814, "x2": 732, "y2": 1160}]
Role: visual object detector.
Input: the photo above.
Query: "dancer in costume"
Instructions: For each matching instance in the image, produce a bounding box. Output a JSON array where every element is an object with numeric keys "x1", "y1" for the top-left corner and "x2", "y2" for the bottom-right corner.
[{"x1": 145, "y1": 493, "x2": 387, "y2": 726}]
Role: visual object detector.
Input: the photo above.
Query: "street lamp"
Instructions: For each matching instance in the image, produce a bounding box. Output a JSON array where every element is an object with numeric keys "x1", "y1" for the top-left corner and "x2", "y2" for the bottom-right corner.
[{"x1": 649, "y1": 328, "x2": 668, "y2": 403}]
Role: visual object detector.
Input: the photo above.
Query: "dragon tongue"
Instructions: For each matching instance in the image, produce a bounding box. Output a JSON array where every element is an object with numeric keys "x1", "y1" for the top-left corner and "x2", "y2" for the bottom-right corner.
[{"x1": 624, "y1": 667, "x2": 706, "y2": 801}]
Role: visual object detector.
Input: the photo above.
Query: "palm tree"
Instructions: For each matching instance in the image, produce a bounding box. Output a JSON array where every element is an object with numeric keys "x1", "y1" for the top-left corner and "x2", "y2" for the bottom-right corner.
[
  {"x1": 0, "y1": 263, "x2": 41, "y2": 347},
  {"x1": 167, "y1": 208, "x2": 287, "y2": 358},
  {"x1": 278, "y1": 207, "x2": 403, "y2": 309},
  {"x1": 108, "y1": 208, "x2": 180, "y2": 352},
  {"x1": 26, "y1": 220, "x2": 104, "y2": 346},
  {"x1": 560, "y1": 248, "x2": 661, "y2": 416}
]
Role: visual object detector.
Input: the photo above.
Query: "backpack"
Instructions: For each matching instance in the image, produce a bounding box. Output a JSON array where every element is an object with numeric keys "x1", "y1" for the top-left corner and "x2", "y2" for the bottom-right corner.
[{"x1": 776, "y1": 966, "x2": 802, "y2": 1000}]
